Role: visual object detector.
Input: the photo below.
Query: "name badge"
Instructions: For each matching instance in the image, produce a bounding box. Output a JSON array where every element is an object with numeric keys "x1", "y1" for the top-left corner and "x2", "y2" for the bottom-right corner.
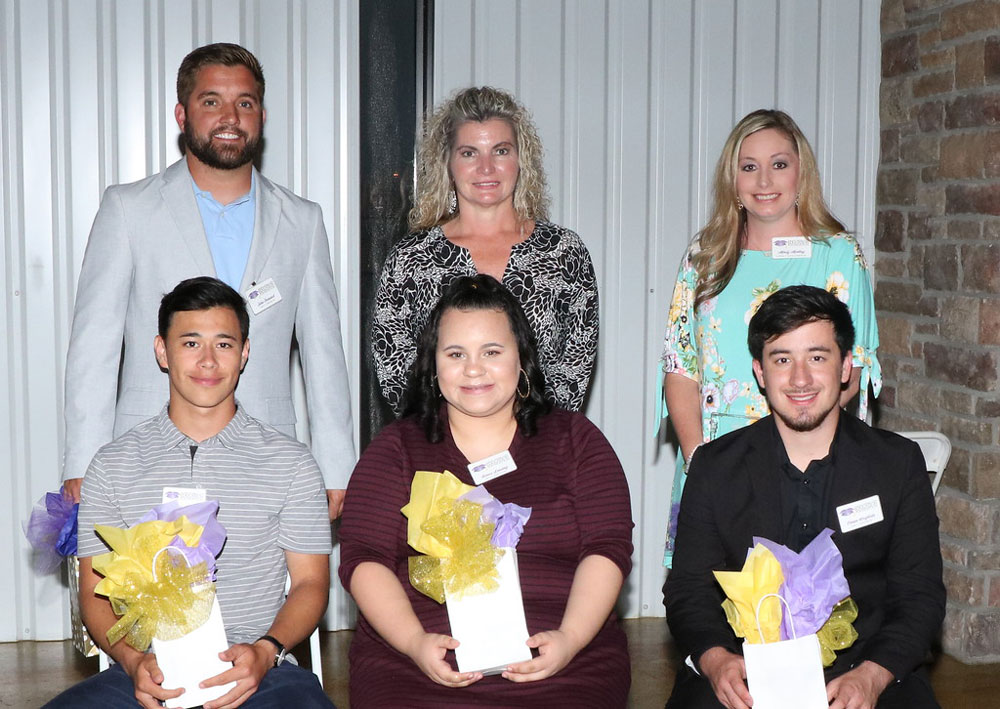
[
  {"x1": 771, "y1": 236, "x2": 812, "y2": 259},
  {"x1": 468, "y1": 450, "x2": 517, "y2": 485},
  {"x1": 162, "y1": 487, "x2": 207, "y2": 505},
  {"x1": 245, "y1": 277, "x2": 282, "y2": 315},
  {"x1": 836, "y1": 494, "x2": 884, "y2": 533}
]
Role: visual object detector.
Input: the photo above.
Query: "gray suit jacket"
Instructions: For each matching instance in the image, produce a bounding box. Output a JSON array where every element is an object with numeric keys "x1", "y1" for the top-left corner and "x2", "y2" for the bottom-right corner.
[{"x1": 63, "y1": 158, "x2": 355, "y2": 489}]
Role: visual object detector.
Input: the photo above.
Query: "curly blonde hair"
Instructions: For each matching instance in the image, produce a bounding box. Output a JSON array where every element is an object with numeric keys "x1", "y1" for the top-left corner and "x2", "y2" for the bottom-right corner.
[
  {"x1": 408, "y1": 86, "x2": 550, "y2": 230},
  {"x1": 691, "y1": 109, "x2": 846, "y2": 307}
]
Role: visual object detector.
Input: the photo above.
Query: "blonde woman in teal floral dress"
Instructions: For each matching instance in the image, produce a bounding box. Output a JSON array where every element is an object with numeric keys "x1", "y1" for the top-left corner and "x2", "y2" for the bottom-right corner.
[{"x1": 659, "y1": 110, "x2": 881, "y2": 566}]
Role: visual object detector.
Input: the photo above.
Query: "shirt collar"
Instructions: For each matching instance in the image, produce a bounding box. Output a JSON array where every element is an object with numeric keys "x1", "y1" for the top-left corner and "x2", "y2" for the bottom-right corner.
[
  {"x1": 190, "y1": 170, "x2": 256, "y2": 208},
  {"x1": 154, "y1": 405, "x2": 189, "y2": 449},
  {"x1": 773, "y1": 413, "x2": 843, "y2": 474},
  {"x1": 156, "y1": 402, "x2": 251, "y2": 451}
]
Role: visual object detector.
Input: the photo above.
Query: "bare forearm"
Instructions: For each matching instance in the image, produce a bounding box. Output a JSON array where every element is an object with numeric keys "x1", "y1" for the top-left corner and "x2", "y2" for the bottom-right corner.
[
  {"x1": 79, "y1": 558, "x2": 146, "y2": 670},
  {"x1": 266, "y1": 581, "x2": 328, "y2": 650},
  {"x1": 350, "y1": 561, "x2": 426, "y2": 654},
  {"x1": 558, "y1": 555, "x2": 624, "y2": 652},
  {"x1": 664, "y1": 373, "x2": 704, "y2": 461},
  {"x1": 266, "y1": 553, "x2": 330, "y2": 649}
]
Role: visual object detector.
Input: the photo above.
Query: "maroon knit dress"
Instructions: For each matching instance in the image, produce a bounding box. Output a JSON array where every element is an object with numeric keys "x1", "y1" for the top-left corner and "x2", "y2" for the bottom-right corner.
[{"x1": 339, "y1": 408, "x2": 634, "y2": 708}]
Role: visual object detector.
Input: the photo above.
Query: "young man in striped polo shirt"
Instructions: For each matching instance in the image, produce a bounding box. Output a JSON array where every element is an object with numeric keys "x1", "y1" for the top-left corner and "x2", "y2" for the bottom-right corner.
[{"x1": 48, "y1": 277, "x2": 334, "y2": 708}]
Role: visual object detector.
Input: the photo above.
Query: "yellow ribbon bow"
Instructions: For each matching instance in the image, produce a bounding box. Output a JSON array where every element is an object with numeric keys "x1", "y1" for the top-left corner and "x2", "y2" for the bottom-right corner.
[
  {"x1": 401, "y1": 471, "x2": 502, "y2": 603},
  {"x1": 92, "y1": 519, "x2": 215, "y2": 651}
]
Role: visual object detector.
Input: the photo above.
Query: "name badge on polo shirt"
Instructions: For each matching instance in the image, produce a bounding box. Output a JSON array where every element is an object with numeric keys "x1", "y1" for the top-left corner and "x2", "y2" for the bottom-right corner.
[
  {"x1": 162, "y1": 487, "x2": 207, "y2": 505},
  {"x1": 245, "y1": 277, "x2": 282, "y2": 315},
  {"x1": 836, "y1": 494, "x2": 884, "y2": 533},
  {"x1": 771, "y1": 236, "x2": 812, "y2": 259},
  {"x1": 468, "y1": 450, "x2": 517, "y2": 485}
]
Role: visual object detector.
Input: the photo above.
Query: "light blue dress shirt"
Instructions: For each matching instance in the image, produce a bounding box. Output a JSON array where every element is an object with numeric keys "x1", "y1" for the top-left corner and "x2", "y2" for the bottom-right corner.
[{"x1": 192, "y1": 172, "x2": 256, "y2": 291}]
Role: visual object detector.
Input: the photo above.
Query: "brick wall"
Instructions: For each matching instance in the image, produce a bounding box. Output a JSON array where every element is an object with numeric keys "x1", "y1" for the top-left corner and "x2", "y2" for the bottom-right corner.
[{"x1": 879, "y1": 0, "x2": 1000, "y2": 662}]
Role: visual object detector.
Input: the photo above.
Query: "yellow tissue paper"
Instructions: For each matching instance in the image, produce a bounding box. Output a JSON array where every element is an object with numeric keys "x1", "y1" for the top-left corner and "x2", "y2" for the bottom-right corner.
[
  {"x1": 816, "y1": 597, "x2": 859, "y2": 666},
  {"x1": 713, "y1": 543, "x2": 785, "y2": 644},
  {"x1": 92, "y1": 520, "x2": 214, "y2": 652},
  {"x1": 401, "y1": 470, "x2": 475, "y2": 558},
  {"x1": 401, "y1": 471, "x2": 501, "y2": 603}
]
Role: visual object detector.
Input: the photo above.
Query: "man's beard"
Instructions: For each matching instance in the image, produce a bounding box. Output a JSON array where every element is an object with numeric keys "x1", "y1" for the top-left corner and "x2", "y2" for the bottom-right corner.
[
  {"x1": 778, "y1": 409, "x2": 826, "y2": 432},
  {"x1": 772, "y1": 394, "x2": 838, "y2": 433},
  {"x1": 184, "y1": 122, "x2": 260, "y2": 170}
]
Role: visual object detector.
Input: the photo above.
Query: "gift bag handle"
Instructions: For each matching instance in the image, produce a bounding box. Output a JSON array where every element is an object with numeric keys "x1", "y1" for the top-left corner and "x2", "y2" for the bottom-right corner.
[
  {"x1": 754, "y1": 592, "x2": 797, "y2": 642},
  {"x1": 151, "y1": 545, "x2": 188, "y2": 582}
]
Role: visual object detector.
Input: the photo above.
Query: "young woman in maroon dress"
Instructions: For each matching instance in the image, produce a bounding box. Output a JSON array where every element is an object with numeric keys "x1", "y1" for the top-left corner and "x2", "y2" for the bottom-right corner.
[{"x1": 339, "y1": 275, "x2": 633, "y2": 707}]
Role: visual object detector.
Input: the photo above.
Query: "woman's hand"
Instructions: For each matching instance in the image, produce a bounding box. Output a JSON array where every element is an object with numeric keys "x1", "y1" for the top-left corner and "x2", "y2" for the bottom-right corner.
[
  {"x1": 502, "y1": 628, "x2": 581, "y2": 683},
  {"x1": 502, "y1": 555, "x2": 624, "y2": 684},
  {"x1": 405, "y1": 631, "x2": 483, "y2": 687}
]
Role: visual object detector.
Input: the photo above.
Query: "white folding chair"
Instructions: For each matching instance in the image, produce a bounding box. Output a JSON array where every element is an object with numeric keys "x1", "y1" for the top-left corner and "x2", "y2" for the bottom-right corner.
[
  {"x1": 898, "y1": 431, "x2": 952, "y2": 495},
  {"x1": 97, "y1": 574, "x2": 323, "y2": 685}
]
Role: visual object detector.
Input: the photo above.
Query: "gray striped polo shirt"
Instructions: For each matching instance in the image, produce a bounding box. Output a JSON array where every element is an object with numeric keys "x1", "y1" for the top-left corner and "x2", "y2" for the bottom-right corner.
[{"x1": 78, "y1": 405, "x2": 332, "y2": 646}]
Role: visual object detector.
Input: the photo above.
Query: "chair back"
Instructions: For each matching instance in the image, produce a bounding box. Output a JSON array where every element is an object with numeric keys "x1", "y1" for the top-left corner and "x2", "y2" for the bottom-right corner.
[{"x1": 898, "y1": 431, "x2": 952, "y2": 495}]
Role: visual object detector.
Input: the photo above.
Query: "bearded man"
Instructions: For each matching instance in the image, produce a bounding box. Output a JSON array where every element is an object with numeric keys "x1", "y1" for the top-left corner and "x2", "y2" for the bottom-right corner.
[
  {"x1": 62, "y1": 43, "x2": 354, "y2": 520},
  {"x1": 664, "y1": 285, "x2": 944, "y2": 709}
]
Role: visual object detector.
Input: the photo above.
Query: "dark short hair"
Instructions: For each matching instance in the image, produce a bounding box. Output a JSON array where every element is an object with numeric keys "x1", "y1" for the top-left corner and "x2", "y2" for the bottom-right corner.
[
  {"x1": 747, "y1": 285, "x2": 854, "y2": 361},
  {"x1": 176, "y1": 43, "x2": 265, "y2": 107},
  {"x1": 158, "y1": 277, "x2": 250, "y2": 342},
  {"x1": 401, "y1": 275, "x2": 552, "y2": 442}
]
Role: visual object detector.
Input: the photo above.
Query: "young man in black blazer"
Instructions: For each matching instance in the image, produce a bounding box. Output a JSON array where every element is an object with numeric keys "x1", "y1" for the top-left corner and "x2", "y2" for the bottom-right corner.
[{"x1": 664, "y1": 285, "x2": 944, "y2": 709}]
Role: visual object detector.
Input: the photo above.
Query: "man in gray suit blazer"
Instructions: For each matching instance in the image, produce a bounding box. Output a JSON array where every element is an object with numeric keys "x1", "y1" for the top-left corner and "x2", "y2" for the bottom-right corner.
[{"x1": 62, "y1": 43, "x2": 355, "y2": 519}]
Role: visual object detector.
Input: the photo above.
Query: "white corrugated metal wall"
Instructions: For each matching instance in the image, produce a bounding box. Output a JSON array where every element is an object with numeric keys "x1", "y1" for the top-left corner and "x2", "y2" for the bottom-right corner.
[
  {"x1": 1, "y1": 0, "x2": 880, "y2": 643},
  {"x1": 432, "y1": 0, "x2": 882, "y2": 619},
  {"x1": 1, "y1": 0, "x2": 360, "y2": 641}
]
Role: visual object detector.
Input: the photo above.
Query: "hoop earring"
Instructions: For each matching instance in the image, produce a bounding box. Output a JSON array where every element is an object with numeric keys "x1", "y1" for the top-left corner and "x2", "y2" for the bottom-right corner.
[
  {"x1": 448, "y1": 190, "x2": 458, "y2": 214},
  {"x1": 736, "y1": 198, "x2": 744, "y2": 211},
  {"x1": 517, "y1": 368, "x2": 531, "y2": 399}
]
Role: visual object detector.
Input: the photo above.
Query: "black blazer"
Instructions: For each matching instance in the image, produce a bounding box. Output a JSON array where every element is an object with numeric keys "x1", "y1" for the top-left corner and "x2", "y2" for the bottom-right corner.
[{"x1": 664, "y1": 414, "x2": 945, "y2": 681}]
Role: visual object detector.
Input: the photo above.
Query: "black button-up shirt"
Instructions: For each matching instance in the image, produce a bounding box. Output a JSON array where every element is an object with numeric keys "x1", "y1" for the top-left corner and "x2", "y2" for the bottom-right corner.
[{"x1": 775, "y1": 419, "x2": 842, "y2": 551}]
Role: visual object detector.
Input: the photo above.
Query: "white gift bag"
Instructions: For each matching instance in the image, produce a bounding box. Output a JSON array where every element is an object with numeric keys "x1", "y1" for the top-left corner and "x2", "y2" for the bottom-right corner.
[
  {"x1": 147, "y1": 547, "x2": 235, "y2": 709},
  {"x1": 445, "y1": 547, "x2": 532, "y2": 674},
  {"x1": 153, "y1": 594, "x2": 235, "y2": 708},
  {"x1": 741, "y1": 593, "x2": 828, "y2": 709}
]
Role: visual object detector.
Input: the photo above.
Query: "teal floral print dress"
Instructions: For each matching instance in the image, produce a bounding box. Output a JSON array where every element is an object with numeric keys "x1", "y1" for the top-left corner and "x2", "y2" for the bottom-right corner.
[{"x1": 659, "y1": 233, "x2": 881, "y2": 566}]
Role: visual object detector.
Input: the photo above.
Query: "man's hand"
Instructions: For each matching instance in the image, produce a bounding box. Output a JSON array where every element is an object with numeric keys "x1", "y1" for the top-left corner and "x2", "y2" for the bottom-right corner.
[
  {"x1": 120, "y1": 652, "x2": 185, "y2": 709},
  {"x1": 326, "y1": 489, "x2": 345, "y2": 520},
  {"x1": 699, "y1": 646, "x2": 753, "y2": 709},
  {"x1": 827, "y1": 661, "x2": 893, "y2": 709},
  {"x1": 200, "y1": 641, "x2": 273, "y2": 709},
  {"x1": 503, "y1": 628, "x2": 580, "y2": 683},
  {"x1": 63, "y1": 477, "x2": 83, "y2": 503},
  {"x1": 405, "y1": 631, "x2": 482, "y2": 687}
]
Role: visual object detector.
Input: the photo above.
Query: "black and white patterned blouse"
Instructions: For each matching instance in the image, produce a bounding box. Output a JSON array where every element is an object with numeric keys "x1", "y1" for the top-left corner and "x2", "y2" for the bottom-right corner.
[{"x1": 372, "y1": 221, "x2": 599, "y2": 414}]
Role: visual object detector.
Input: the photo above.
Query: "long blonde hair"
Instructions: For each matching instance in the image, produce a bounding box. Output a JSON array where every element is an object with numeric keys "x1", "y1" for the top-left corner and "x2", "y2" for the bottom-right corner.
[
  {"x1": 691, "y1": 109, "x2": 845, "y2": 307},
  {"x1": 408, "y1": 86, "x2": 549, "y2": 231}
]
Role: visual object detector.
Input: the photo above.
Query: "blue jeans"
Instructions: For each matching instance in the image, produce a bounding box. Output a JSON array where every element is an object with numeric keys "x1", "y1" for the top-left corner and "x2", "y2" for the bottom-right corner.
[{"x1": 43, "y1": 661, "x2": 334, "y2": 708}]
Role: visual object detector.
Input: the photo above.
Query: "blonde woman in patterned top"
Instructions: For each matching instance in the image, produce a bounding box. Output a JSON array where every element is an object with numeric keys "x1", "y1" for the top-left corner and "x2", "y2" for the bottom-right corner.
[
  {"x1": 372, "y1": 87, "x2": 599, "y2": 415},
  {"x1": 658, "y1": 109, "x2": 881, "y2": 566}
]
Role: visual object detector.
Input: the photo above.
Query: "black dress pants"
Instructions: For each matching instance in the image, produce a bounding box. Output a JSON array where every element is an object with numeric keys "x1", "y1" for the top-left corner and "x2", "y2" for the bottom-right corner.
[{"x1": 665, "y1": 664, "x2": 939, "y2": 709}]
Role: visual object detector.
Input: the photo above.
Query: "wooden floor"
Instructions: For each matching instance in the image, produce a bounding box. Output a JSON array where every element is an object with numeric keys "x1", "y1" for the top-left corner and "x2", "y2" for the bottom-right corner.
[{"x1": 4, "y1": 619, "x2": 996, "y2": 707}]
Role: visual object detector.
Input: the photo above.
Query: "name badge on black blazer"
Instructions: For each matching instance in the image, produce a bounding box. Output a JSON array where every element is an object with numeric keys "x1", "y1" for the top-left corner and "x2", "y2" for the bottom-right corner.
[{"x1": 836, "y1": 495, "x2": 884, "y2": 533}]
